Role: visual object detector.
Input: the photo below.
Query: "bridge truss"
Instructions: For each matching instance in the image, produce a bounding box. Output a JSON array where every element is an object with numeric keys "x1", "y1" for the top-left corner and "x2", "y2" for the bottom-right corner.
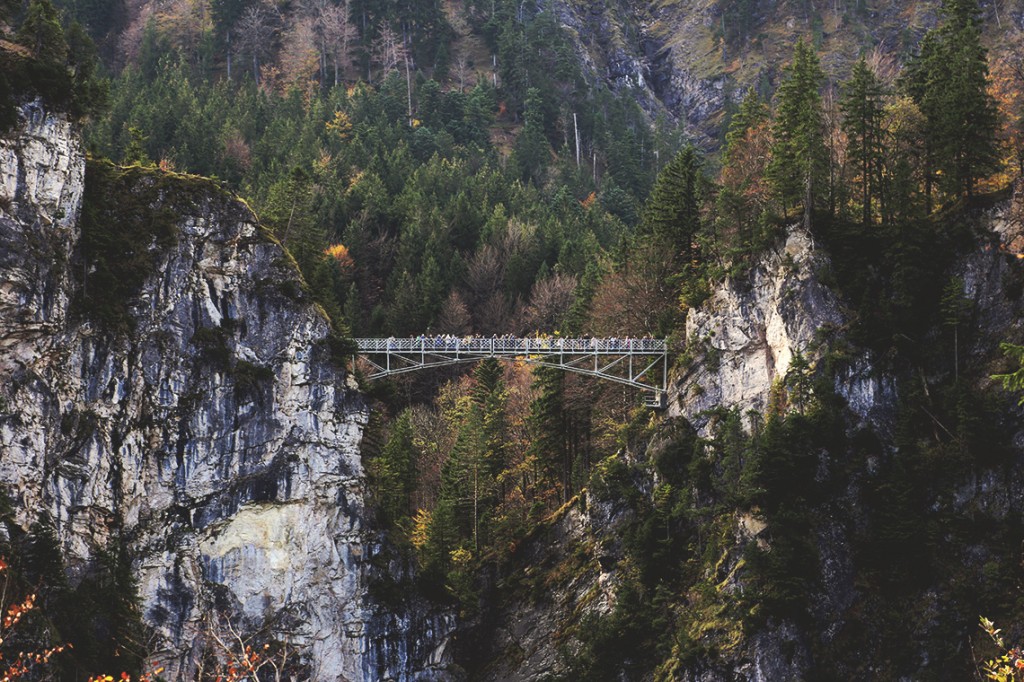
[{"x1": 353, "y1": 337, "x2": 669, "y2": 408}]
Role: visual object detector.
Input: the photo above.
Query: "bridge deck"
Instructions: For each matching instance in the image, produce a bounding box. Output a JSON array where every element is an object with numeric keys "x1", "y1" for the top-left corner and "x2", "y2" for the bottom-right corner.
[
  {"x1": 355, "y1": 337, "x2": 666, "y2": 355},
  {"x1": 353, "y1": 337, "x2": 669, "y2": 408}
]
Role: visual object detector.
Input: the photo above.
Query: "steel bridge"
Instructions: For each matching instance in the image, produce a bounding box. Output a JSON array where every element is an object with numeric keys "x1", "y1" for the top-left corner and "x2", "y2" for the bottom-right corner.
[{"x1": 353, "y1": 337, "x2": 669, "y2": 408}]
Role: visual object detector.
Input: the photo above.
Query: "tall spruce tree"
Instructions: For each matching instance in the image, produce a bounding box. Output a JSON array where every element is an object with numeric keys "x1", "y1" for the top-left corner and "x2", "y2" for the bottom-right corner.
[
  {"x1": 841, "y1": 57, "x2": 886, "y2": 227},
  {"x1": 904, "y1": 0, "x2": 998, "y2": 199},
  {"x1": 766, "y1": 38, "x2": 826, "y2": 231},
  {"x1": 641, "y1": 145, "x2": 703, "y2": 274},
  {"x1": 374, "y1": 409, "x2": 418, "y2": 525}
]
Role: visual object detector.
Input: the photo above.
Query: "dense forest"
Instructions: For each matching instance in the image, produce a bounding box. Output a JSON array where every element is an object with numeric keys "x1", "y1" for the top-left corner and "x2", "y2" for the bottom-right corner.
[{"x1": 4, "y1": 0, "x2": 1024, "y2": 678}]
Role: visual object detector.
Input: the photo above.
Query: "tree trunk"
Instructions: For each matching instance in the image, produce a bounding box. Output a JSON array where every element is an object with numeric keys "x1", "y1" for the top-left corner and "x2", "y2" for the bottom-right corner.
[
  {"x1": 573, "y1": 112, "x2": 580, "y2": 168},
  {"x1": 405, "y1": 53, "x2": 413, "y2": 126},
  {"x1": 804, "y1": 168, "x2": 813, "y2": 232}
]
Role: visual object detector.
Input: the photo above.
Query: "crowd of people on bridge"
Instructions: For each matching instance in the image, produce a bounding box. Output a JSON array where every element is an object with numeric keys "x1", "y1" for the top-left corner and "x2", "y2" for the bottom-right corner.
[{"x1": 374, "y1": 333, "x2": 664, "y2": 353}]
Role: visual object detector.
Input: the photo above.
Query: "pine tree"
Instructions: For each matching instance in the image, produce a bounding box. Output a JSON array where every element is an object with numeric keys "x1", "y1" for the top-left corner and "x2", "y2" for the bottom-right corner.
[
  {"x1": 993, "y1": 343, "x2": 1024, "y2": 404},
  {"x1": 767, "y1": 38, "x2": 826, "y2": 230},
  {"x1": 841, "y1": 57, "x2": 885, "y2": 227},
  {"x1": 528, "y1": 365, "x2": 571, "y2": 501},
  {"x1": 719, "y1": 89, "x2": 771, "y2": 247},
  {"x1": 472, "y1": 358, "x2": 508, "y2": 485},
  {"x1": 904, "y1": 0, "x2": 999, "y2": 199},
  {"x1": 511, "y1": 87, "x2": 550, "y2": 187}
]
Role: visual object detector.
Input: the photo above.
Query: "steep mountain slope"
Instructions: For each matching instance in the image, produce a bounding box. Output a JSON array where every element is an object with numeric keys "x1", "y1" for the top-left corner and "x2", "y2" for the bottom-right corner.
[
  {"x1": 545, "y1": 0, "x2": 1024, "y2": 141},
  {"x1": 453, "y1": 188, "x2": 1024, "y2": 680}
]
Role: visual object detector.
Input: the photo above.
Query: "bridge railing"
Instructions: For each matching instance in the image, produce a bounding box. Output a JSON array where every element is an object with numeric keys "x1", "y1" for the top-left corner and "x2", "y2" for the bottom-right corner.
[{"x1": 354, "y1": 337, "x2": 667, "y2": 354}]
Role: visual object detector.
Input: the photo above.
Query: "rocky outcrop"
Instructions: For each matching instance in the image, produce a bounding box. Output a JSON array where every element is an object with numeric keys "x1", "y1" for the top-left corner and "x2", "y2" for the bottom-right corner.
[
  {"x1": 0, "y1": 104, "x2": 454, "y2": 681},
  {"x1": 672, "y1": 227, "x2": 845, "y2": 429}
]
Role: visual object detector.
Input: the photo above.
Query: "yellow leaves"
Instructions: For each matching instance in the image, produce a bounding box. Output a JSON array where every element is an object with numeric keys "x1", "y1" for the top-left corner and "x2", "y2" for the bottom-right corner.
[
  {"x1": 314, "y1": 150, "x2": 334, "y2": 174},
  {"x1": 580, "y1": 191, "x2": 597, "y2": 209},
  {"x1": 326, "y1": 110, "x2": 353, "y2": 141},
  {"x1": 324, "y1": 243, "x2": 350, "y2": 261},
  {"x1": 449, "y1": 547, "x2": 473, "y2": 566},
  {"x1": 411, "y1": 509, "x2": 432, "y2": 550},
  {"x1": 981, "y1": 617, "x2": 1024, "y2": 682},
  {"x1": 324, "y1": 243, "x2": 355, "y2": 277},
  {"x1": 87, "y1": 659, "x2": 163, "y2": 679}
]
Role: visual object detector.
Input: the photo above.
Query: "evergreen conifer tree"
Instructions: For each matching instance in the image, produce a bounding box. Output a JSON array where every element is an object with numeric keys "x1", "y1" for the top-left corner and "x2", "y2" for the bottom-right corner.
[
  {"x1": 841, "y1": 57, "x2": 886, "y2": 227},
  {"x1": 641, "y1": 145, "x2": 702, "y2": 273},
  {"x1": 718, "y1": 89, "x2": 770, "y2": 246},
  {"x1": 528, "y1": 366, "x2": 570, "y2": 502},
  {"x1": 375, "y1": 409, "x2": 418, "y2": 525},
  {"x1": 904, "y1": 0, "x2": 999, "y2": 199},
  {"x1": 766, "y1": 38, "x2": 826, "y2": 230},
  {"x1": 17, "y1": 0, "x2": 67, "y2": 62},
  {"x1": 511, "y1": 87, "x2": 550, "y2": 187}
]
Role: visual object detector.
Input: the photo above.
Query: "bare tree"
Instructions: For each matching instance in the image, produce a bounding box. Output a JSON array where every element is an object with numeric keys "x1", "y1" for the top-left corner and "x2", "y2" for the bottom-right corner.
[
  {"x1": 371, "y1": 20, "x2": 404, "y2": 82},
  {"x1": 155, "y1": 0, "x2": 211, "y2": 65},
  {"x1": 196, "y1": 609, "x2": 305, "y2": 682},
  {"x1": 298, "y1": 0, "x2": 330, "y2": 83},
  {"x1": 477, "y1": 291, "x2": 514, "y2": 334},
  {"x1": 520, "y1": 272, "x2": 577, "y2": 334},
  {"x1": 321, "y1": 0, "x2": 356, "y2": 86},
  {"x1": 453, "y1": 46, "x2": 471, "y2": 91},
  {"x1": 589, "y1": 244, "x2": 676, "y2": 336},
  {"x1": 235, "y1": 2, "x2": 276, "y2": 82},
  {"x1": 465, "y1": 243, "x2": 505, "y2": 302},
  {"x1": 866, "y1": 43, "x2": 900, "y2": 88},
  {"x1": 117, "y1": 0, "x2": 157, "y2": 67},
  {"x1": 438, "y1": 290, "x2": 473, "y2": 334},
  {"x1": 280, "y1": 13, "x2": 319, "y2": 85}
]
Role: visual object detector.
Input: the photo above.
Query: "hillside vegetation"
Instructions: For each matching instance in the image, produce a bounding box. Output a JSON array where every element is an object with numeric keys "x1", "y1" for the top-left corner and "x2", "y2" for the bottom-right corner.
[{"x1": 3, "y1": 0, "x2": 1024, "y2": 678}]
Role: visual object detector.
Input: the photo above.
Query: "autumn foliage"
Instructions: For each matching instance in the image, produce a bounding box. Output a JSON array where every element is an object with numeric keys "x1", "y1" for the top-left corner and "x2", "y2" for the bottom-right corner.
[{"x1": 0, "y1": 557, "x2": 69, "y2": 681}]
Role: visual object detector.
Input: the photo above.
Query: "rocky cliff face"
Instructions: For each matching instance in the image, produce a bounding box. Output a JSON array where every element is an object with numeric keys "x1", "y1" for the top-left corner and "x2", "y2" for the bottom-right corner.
[
  {"x1": 672, "y1": 224, "x2": 899, "y2": 436},
  {"x1": 0, "y1": 105, "x2": 453, "y2": 681}
]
